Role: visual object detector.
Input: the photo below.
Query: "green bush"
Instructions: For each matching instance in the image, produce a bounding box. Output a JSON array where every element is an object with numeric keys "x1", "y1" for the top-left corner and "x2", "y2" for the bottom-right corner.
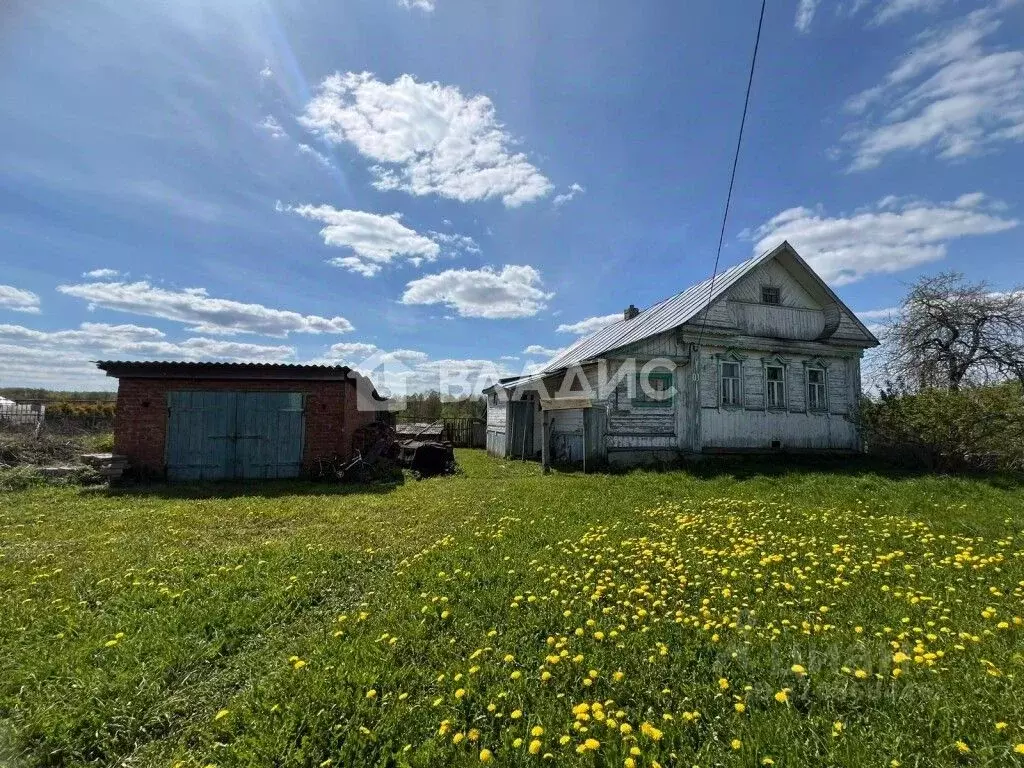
[{"x1": 860, "y1": 383, "x2": 1024, "y2": 472}]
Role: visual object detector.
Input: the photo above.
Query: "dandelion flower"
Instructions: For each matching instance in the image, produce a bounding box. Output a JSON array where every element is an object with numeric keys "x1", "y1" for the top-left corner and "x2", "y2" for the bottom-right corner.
[
  {"x1": 718, "y1": 678, "x2": 730, "y2": 691},
  {"x1": 731, "y1": 739, "x2": 742, "y2": 750},
  {"x1": 531, "y1": 726, "x2": 544, "y2": 737},
  {"x1": 774, "y1": 689, "x2": 789, "y2": 703},
  {"x1": 955, "y1": 741, "x2": 970, "y2": 755},
  {"x1": 790, "y1": 664, "x2": 807, "y2": 676},
  {"x1": 366, "y1": 689, "x2": 377, "y2": 699},
  {"x1": 214, "y1": 709, "x2": 229, "y2": 721},
  {"x1": 529, "y1": 739, "x2": 542, "y2": 754},
  {"x1": 734, "y1": 702, "x2": 746, "y2": 713},
  {"x1": 479, "y1": 748, "x2": 493, "y2": 762},
  {"x1": 640, "y1": 722, "x2": 663, "y2": 741}
]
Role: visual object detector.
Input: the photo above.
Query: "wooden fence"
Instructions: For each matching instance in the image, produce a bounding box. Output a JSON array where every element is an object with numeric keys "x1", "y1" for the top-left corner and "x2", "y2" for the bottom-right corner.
[
  {"x1": 444, "y1": 418, "x2": 486, "y2": 449},
  {"x1": 396, "y1": 418, "x2": 486, "y2": 449}
]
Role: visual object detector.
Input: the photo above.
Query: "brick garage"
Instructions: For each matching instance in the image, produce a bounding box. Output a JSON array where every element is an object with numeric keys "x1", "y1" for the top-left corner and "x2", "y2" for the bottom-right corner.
[{"x1": 97, "y1": 362, "x2": 382, "y2": 480}]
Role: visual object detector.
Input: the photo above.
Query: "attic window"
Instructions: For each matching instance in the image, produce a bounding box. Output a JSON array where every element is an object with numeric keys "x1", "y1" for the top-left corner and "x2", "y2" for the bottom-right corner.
[{"x1": 761, "y1": 286, "x2": 781, "y2": 305}]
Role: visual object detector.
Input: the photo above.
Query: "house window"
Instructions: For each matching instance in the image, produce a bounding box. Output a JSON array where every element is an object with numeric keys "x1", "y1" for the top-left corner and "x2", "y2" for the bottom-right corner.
[
  {"x1": 765, "y1": 365, "x2": 786, "y2": 409},
  {"x1": 807, "y1": 368, "x2": 827, "y2": 411},
  {"x1": 721, "y1": 361, "x2": 742, "y2": 406},
  {"x1": 761, "y1": 286, "x2": 781, "y2": 305},
  {"x1": 633, "y1": 371, "x2": 674, "y2": 407}
]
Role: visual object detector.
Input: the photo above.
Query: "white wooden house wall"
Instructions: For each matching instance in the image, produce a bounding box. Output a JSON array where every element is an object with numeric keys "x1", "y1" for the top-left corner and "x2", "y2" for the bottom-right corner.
[{"x1": 485, "y1": 246, "x2": 874, "y2": 464}]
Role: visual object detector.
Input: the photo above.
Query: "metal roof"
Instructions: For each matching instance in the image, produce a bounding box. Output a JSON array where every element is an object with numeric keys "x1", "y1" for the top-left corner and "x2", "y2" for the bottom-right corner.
[
  {"x1": 95, "y1": 360, "x2": 362, "y2": 383},
  {"x1": 540, "y1": 247, "x2": 774, "y2": 374},
  {"x1": 509, "y1": 241, "x2": 879, "y2": 388}
]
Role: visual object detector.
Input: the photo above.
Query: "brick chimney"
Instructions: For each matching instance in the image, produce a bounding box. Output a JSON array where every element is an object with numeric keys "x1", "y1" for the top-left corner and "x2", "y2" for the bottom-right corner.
[{"x1": 624, "y1": 304, "x2": 640, "y2": 321}]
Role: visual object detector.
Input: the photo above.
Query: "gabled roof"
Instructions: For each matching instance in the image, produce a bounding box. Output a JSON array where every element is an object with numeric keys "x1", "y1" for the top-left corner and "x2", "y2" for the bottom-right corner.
[{"x1": 534, "y1": 241, "x2": 878, "y2": 378}]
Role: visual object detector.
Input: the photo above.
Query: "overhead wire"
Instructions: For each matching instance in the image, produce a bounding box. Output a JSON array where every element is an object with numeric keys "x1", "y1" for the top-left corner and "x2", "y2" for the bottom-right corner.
[{"x1": 694, "y1": 0, "x2": 768, "y2": 349}]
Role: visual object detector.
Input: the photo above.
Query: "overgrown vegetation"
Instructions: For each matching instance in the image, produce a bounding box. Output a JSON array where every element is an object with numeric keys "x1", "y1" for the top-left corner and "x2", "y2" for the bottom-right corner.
[
  {"x1": 860, "y1": 382, "x2": 1024, "y2": 472},
  {"x1": 0, "y1": 430, "x2": 113, "y2": 467},
  {"x1": 2, "y1": 452, "x2": 1023, "y2": 767}
]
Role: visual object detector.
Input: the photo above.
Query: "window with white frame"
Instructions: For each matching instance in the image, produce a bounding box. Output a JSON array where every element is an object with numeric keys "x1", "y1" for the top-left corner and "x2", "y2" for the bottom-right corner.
[
  {"x1": 807, "y1": 367, "x2": 827, "y2": 411},
  {"x1": 721, "y1": 361, "x2": 742, "y2": 406},
  {"x1": 765, "y1": 364, "x2": 786, "y2": 409}
]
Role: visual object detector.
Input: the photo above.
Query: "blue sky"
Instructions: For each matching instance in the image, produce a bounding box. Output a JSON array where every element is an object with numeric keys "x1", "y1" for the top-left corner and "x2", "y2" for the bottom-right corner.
[{"x1": 1, "y1": 0, "x2": 1022, "y2": 391}]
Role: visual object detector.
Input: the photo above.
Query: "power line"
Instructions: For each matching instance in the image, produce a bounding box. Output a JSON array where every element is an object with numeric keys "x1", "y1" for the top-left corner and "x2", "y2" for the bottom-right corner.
[{"x1": 695, "y1": 0, "x2": 767, "y2": 349}]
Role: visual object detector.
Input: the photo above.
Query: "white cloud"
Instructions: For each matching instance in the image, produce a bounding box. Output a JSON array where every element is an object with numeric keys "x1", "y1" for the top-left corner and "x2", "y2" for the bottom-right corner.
[
  {"x1": 553, "y1": 183, "x2": 586, "y2": 207},
  {"x1": 285, "y1": 203, "x2": 441, "y2": 277},
  {"x1": 751, "y1": 193, "x2": 1018, "y2": 285},
  {"x1": 318, "y1": 342, "x2": 515, "y2": 397},
  {"x1": 260, "y1": 114, "x2": 288, "y2": 139},
  {"x1": 795, "y1": 0, "x2": 821, "y2": 32},
  {"x1": 841, "y1": 5, "x2": 1024, "y2": 170},
  {"x1": 401, "y1": 265, "x2": 553, "y2": 319},
  {"x1": 57, "y1": 281, "x2": 354, "y2": 336},
  {"x1": 872, "y1": 0, "x2": 945, "y2": 25},
  {"x1": 855, "y1": 307, "x2": 901, "y2": 321},
  {"x1": 83, "y1": 268, "x2": 120, "y2": 279},
  {"x1": 259, "y1": 61, "x2": 274, "y2": 79},
  {"x1": 556, "y1": 313, "x2": 621, "y2": 335},
  {"x1": 299, "y1": 72, "x2": 552, "y2": 207},
  {"x1": 398, "y1": 0, "x2": 436, "y2": 10},
  {"x1": 0, "y1": 284, "x2": 41, "y2": 314},
  {"x1": 426, "y1": 231, "x2": 481, "y2": 255},
  {"x1": 523, "y1": 344, "x2": 565, "y2": 358},
  {"x1": 0, "y1": 322, "x2": 295, "y2": 389},
  {"x1": 297, "y1": 143, "x2": 332, "y2": 167}
]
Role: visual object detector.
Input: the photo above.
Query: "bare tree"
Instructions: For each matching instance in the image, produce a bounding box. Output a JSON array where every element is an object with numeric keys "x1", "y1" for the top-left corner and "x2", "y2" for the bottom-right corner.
[{"x1": 882, "y1": 272, "x2": 1024, "y2": 392}]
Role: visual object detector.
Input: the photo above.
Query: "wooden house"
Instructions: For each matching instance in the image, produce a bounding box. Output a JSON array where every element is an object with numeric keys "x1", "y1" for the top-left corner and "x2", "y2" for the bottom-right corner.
[{"x1": 484, "y1": 242, "x2": 879, "y2": 468}]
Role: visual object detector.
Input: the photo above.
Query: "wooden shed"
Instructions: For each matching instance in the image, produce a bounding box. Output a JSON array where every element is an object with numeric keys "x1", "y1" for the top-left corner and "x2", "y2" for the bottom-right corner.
[{"x1": 97, "y1": 361, "x2": 382, "y2": 480}]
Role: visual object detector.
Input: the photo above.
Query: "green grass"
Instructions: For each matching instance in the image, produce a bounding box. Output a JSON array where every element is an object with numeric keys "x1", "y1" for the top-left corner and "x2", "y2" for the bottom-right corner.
[{"x1": 2, "y1": 452, "x2": 1024, "y2": 767}]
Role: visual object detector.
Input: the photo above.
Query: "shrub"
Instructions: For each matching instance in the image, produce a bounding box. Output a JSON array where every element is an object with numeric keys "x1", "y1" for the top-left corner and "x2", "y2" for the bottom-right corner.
[{"x1": 860, "y1": 383, "x2": 1024, "y2": 472}]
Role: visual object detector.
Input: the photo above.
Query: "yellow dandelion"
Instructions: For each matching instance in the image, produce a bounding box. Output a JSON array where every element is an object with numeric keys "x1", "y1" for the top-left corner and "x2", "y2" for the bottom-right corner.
[
  {"x1": 479, "y1": 748, "x2": 493, "y2": 763},
  {"x1": 529, "y1": 739, "x2": 542, "y2": 754},
  {"x1": 731, "y1": 738, "x2": 742, "y2": 750},
  {"x1": 640, "y1": 722, "x2": 663, "y2": 741}
]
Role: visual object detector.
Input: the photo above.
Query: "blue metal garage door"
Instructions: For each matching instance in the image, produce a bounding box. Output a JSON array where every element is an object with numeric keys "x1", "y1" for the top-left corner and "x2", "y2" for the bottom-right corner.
[{"x1": 166, "y1": 391, "x2": 305, "y2": 480}]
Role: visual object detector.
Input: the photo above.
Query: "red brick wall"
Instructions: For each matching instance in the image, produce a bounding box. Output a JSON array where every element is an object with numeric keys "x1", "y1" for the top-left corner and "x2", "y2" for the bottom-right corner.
[{"x1": 113, "y1": 377, "x2": 373, "y2": 477}]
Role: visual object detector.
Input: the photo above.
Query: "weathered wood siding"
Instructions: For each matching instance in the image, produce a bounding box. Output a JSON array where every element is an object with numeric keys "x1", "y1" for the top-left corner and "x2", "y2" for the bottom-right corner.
[
  {"x1": 696, "y1": 345, "x2": 859, "y2": 451},
  {"x1": 485, "y1": 390, "x2": 509, "y2": 457},
  {"x1": 598, "y1": 335, "x2": 684, "y2": 460}
]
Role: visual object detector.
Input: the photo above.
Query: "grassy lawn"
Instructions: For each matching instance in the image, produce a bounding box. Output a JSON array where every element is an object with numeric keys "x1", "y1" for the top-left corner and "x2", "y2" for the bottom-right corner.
[{"x1": 2, "y1": 451, "x2": 1024, "y2": 767}]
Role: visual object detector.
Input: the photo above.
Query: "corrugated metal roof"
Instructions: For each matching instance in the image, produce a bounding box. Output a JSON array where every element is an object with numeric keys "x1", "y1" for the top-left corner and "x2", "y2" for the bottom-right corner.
[
  {"x1": 540, "y1": 247, "x2": 775, "y2": 374},
  {"x1": 96, "y1": 360, "x2": 353, "y2": 375}
]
